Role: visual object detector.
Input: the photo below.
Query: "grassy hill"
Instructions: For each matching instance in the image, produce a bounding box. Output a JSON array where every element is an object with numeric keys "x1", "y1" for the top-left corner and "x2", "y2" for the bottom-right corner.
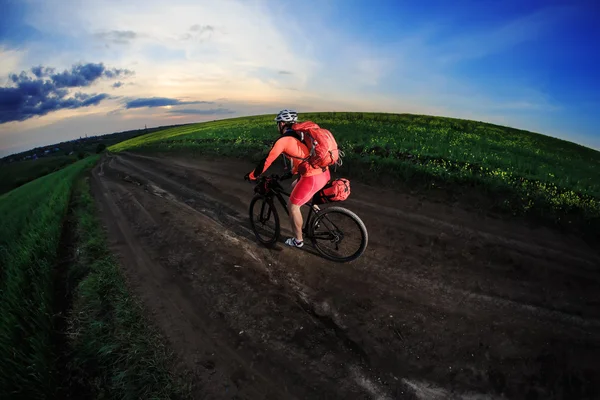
[{"x1": 110, "y1": 112, "x2": 600, "y2": 236}]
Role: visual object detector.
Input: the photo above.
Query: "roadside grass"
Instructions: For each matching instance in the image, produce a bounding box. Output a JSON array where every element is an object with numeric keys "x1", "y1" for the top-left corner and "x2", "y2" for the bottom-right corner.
[
  {"x1": 0, "y1": 156, "x2": 188, "y2": 399},
  {"x1": 109, "y1": 112, "x2": 600, "y2": 238},
  {"x1": 62, "y1": 176, "x2": 189, "y2": 399},
  {"x1": 0, "y1": 156, "x2": 99, "y2": 398}
]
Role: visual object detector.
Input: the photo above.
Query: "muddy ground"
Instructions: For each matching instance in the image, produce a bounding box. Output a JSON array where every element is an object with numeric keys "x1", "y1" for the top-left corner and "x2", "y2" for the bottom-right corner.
[{"x1": 89, "y1": 151, "x2": 600, "y2": 399}]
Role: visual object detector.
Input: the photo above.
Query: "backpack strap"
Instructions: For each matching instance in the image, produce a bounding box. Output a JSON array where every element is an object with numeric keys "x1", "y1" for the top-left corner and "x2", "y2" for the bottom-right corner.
[
  {"x1": 281, "y1": 127, "x2": 304, "y2": 142},
  {"x1": 280, "y1": 127, "x2": 310, "y2": 162}
]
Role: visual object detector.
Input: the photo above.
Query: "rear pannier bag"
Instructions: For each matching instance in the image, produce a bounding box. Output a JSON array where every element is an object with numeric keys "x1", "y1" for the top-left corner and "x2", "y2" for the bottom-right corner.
[{"x1": 313, "y1": 178, "x2": 351, "y2": 204}]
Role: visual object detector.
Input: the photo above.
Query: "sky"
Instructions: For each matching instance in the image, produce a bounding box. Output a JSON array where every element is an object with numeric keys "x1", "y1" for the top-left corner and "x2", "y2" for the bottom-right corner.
[{"x1": 1, "y1": 0, "x2": 599, "y2": 157}]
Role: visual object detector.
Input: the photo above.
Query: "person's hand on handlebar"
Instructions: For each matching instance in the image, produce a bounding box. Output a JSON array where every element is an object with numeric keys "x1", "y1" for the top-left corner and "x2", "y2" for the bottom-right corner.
[
  {"x1": 245, "y1": 171, "x2": 291, "y2": 183},
  {"x1": 244, "y1": 172, "x2": 257, "y2": 182}
]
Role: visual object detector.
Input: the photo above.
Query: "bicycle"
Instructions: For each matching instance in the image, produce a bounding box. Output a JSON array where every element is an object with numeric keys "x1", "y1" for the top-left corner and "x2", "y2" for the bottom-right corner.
[{"x1": 247, "y1": 174, "x2": 368, "y2": 263}]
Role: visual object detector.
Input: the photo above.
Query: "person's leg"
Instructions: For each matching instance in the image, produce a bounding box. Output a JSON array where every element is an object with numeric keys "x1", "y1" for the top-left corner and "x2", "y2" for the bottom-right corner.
[
  {"x1": 289, "y1": 203, "x2": 304, "y2": 241},
  {"x1": 287, "y1": 170, "x2": 331, "y2": 247},
  {"x1": 288, "y1": 179, "x2": 300, "y2": 238},
  {"x1": 288, "y1": 176, "x2": 316, "y2": 244}
]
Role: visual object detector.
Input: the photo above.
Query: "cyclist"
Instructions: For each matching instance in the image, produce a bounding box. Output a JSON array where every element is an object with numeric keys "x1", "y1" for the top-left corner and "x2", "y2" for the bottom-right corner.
[{"x1": 244, "y1": 109, "x2": 331, "y2": 248}]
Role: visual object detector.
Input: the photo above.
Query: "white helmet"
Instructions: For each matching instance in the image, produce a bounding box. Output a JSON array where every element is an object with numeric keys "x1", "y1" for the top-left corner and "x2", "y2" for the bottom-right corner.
[{"x1": 274, "y1": 109, "x2": 298, "y2": 123}]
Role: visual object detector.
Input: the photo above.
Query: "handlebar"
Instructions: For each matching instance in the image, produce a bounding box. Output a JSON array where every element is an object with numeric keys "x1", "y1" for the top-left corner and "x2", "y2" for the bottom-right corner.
[
  {"x1": 246, "y1": 172, "x2": 293, "y2": 195},
  {"x1": 247, "y1": 172, "x2": 293, "y2": 184}
]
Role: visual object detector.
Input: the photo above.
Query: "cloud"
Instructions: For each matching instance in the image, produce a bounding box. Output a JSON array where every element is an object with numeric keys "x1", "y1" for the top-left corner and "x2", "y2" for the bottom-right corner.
[
  {"x1": 124, "y1": 97, "x2": 214, "y2": 109},
  {"x1": 0, "y1": 62, "x2": 127, "y2": 123},
  {"x1": 33, "y1": 62, "x2": 133, "y2": 88},
  {"x1": 278, "y1": 70, "x2": 293, "y2": 75},
  {"x1": 49, "y1": 63, "x2": 105, "y2": 87},
  {"x1": 167, "y1": 107, "x2": 235, "y2": 115},
  {"x1": 0, "y1": 84, "x2": 109, "y2": 123},
  {"x1": 104, "y1": 68, "x2": 132, "y2": 79},
  {"x1": 94, "y1": 30, "x2": 138, "y2": 44},
  {"x1": 190, "y1": 24, "x2": 214, "y2": 32},
  {"x1": 22, "y1": 0, "x2": 318, "y2": 98},
  {"x1": 31, "y1": 65, "x2": 56, "y2": 78},
  {"x1": 112, "y1": 81, "x2": 124, "y2": 88},
  {"x1": 180, "y1": 24, "x2": 216, "y2": 42}
]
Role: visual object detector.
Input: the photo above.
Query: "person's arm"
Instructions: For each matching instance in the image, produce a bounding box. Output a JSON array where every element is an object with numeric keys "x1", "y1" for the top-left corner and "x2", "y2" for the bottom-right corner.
[{"x1": 248, "y1": 136, "x2": 290, "y2": 180}]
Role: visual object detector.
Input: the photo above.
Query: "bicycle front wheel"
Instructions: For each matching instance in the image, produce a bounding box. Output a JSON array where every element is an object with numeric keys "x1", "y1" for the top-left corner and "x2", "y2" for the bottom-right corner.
[
  {"x1": 308, "y1": 206, "x2": 368, "y2": 263},
  {"x1": 249, "y1": 194, "x2": 280, "y2": 246}
]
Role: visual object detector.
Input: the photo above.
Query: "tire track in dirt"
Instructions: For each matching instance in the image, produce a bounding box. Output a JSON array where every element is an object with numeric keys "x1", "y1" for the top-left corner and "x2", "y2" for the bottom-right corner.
[{"x1": 91, "y1": 151, "x2": 600, "y2": 399}]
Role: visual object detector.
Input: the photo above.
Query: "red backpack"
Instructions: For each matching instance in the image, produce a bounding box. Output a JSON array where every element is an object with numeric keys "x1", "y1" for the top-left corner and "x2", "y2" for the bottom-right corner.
[
  {"x1": 313, "y1": 178, "x2": 351, "y2": 204},
  {"x1": 292, "y1": 121, "x2": 342, "y2": 172}
]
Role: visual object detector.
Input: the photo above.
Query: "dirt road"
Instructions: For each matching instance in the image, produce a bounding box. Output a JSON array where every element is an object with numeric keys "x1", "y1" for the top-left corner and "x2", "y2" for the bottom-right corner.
[{"x1": 90, "y1": 151, "x2": 600, "y2": 399}]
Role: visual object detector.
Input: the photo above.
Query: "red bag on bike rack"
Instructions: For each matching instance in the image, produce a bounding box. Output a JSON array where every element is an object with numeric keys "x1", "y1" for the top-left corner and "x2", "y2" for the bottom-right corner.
[{"x1": 313, "y1": 178, "x2": 351, "y2": 204}]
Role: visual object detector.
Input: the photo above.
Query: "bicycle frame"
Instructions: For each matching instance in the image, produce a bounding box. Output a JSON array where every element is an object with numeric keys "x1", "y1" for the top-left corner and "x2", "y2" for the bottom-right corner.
[{"x1": 255, "y1": 176, "x2": 320, "y2": 235}]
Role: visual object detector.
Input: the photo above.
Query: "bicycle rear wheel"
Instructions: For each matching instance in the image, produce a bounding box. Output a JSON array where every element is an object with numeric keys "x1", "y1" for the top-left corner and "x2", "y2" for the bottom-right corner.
[
  {"x1": 249, "y1": 194, "x2": 280, "y2": 246},
  {"x1": 308, "y1": 206, "x2": 368, "y2": 263}
]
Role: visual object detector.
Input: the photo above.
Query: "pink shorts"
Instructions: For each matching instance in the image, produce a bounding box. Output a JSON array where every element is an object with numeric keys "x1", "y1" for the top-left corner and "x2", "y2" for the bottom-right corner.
[{"x1": 290, "y1": 169, "x2": 331, "y2": 206}]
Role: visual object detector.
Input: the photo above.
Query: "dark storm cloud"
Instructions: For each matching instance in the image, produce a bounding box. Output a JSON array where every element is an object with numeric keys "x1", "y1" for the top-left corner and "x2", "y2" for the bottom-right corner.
[
  {"x1": 0, "y1": 62, "x2": 131, "y2": 123},
  {"x1": 48, "y1": 62, "x2": 133, "y2": 87},
  {"x1": 31, "y1": 65, "x2": 56, "y2": 78}
]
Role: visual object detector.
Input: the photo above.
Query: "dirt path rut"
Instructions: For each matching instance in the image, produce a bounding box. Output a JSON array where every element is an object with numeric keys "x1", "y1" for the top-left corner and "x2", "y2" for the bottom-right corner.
[{"x1": 90, "y1": 151, "x2": 600, "y2": 399}]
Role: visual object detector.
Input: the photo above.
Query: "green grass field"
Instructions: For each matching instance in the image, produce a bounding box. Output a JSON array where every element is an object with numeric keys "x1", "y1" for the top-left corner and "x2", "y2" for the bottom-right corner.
[
  {"x1": 110, "y1": 112, "x2": 600, "y2": 235},
  {"x1": 0, "y1": 157, "x2": 99, "y2": 398},
  {"x1": 0, "y1": 157, "x2": 185, "y2": 399},
  {"x1": 0, "y1": 155, "x2": 79, "y2": 196}
]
